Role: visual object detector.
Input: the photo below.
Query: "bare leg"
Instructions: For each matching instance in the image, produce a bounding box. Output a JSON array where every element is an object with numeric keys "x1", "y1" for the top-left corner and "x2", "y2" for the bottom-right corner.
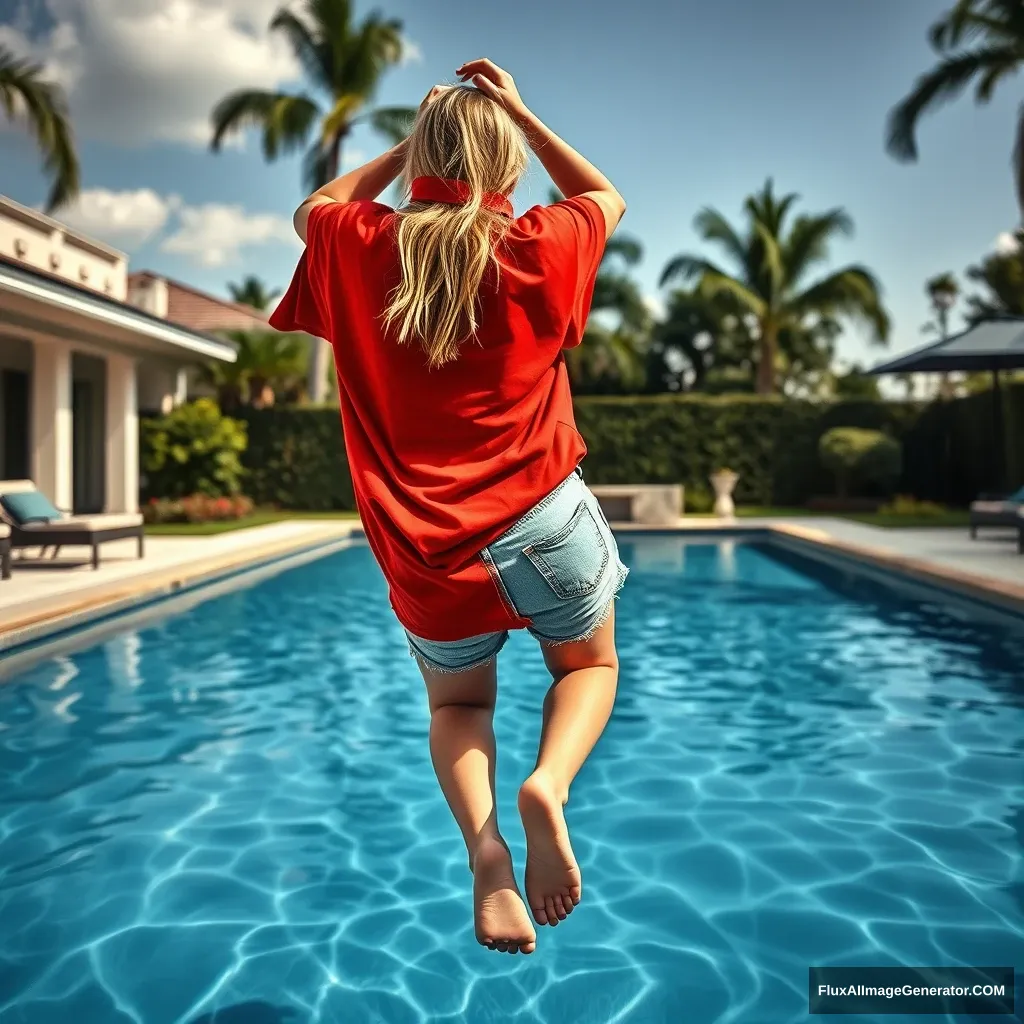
[
  {"x1": 418, "y1": 657, "x2": 536, "y2": 954},
  {"x1": 519, "y1": 609, "x2": 619, "y2": 926}
]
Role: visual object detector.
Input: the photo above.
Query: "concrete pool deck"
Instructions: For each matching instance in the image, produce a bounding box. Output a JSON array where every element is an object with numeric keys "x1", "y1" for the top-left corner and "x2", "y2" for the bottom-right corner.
[{"x1": 0, "y1": 515, "x2": 1020, "y2": 659}]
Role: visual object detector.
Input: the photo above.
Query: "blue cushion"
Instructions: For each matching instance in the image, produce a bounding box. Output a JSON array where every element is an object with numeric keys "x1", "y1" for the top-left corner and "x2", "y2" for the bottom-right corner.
[
  {"x1": 0, "y1": 491, "x2": 62, "y2": 525},
  {"x1": 1007, "y1": 486, "x2": 1024, "y2": 504}
]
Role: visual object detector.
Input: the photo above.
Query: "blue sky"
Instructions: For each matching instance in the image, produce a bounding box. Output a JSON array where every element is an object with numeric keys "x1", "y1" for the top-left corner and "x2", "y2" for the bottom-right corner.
[{"x1": 1, "y1": 0, "x2": 1019, "y2": 369}]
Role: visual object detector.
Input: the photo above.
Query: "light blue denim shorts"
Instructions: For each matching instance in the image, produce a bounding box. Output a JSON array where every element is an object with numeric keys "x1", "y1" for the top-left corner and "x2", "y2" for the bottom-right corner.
[{"x1": 406, "y1": 468, "x2": 629, "y2": 673}]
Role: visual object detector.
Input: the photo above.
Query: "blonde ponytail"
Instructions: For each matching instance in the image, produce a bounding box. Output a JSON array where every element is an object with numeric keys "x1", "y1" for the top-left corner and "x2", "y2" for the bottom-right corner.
[{"x1": 383, "y1": 86, "x2": 528, "y2": 368}]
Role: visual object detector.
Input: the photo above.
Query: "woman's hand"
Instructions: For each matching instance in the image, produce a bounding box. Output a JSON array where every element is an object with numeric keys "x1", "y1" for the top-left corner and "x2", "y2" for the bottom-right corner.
[
  {"x1": 418, "y1": 84, "x2": 447, "y2": 116},
  {"x1": 456, "y1": 59, "x2": 530, "y2": 123}
]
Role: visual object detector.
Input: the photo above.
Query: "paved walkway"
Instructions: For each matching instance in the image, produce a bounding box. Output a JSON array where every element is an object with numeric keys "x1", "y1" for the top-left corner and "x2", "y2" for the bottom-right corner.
[{"x1": 0, "y1": 521, "x2": 358, "y2": 643}]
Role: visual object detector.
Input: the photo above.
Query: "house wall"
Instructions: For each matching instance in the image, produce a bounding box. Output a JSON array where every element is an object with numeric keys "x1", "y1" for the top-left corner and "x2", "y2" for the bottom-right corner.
[{"x1": 0, "y1": 195, "x2": 128, "y2": 300}]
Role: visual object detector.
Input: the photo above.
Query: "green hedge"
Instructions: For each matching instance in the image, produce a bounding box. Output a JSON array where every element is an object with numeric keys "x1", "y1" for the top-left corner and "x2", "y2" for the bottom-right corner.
[{"x1": 234, "y1": 386, "x2": 1024, "y2": 510}]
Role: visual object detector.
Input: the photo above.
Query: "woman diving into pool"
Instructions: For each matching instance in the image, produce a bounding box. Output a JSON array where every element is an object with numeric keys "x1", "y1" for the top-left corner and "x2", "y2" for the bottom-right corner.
[{"x1": 271, "y1": 59, "x2": 628, "y2": 955}]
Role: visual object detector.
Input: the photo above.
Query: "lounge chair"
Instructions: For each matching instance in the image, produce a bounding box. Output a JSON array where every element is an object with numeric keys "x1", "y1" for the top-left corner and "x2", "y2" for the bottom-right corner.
[
  {"x1": 969, "y1": 486, "x2": 1024, "y2": 538},
  {"x1": 0, "y1": 523, "x2": 10, "y2": 580},
  {"x1": 0, "y1": 480, "x2": 144, "y2": 570}
]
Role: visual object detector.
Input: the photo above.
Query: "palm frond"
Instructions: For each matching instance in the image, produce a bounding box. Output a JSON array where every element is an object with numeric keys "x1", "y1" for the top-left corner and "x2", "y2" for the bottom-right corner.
[
  {"x1": 270, "y1": 8, "x2": 332, "y2": 93},
  {"x1": 603, "y1": 234, "x2": 643, "y2": 267},
  {"x1": 659, "y1": 254, "x2": 722, "y2": 287},
  {"x1": 789, "y1": 266, "x2": 891, "y2": 343},
  {"x1": 0, "y1": 44, "x2": 80, "y2": 211},
  {"x1": 698, "y1": 269, "x2": 766, "y2": 317},
  {"x1": 210, "y1": 89, "x2": 320, "y2": 158},
  {"x1": 783, "y1": 209, "x2": 853, "y2": 287},
  {"x1": 693, "y1": 207, "x2": 747, "y2": 269},
  {"x1": 363, "y1": 104, "x2": 416, "y2": 144},
  {"x1": 886, "y1": 47, "x2": 1018, "y2": 160}
]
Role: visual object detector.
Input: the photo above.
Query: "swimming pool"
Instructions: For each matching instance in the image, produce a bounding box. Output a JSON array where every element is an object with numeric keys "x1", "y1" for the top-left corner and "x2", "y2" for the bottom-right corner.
[{"x1": 0, "y1": 537, "x2": 1021, "y2": 1023}]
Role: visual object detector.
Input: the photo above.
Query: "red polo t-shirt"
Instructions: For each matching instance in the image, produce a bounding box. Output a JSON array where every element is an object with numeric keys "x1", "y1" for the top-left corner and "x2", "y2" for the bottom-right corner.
[{"x1": 269, "y1": 195, "x2": 606, "y2": 641}]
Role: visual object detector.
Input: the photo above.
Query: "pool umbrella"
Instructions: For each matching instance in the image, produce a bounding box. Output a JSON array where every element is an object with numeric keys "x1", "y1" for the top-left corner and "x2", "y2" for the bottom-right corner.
[{"x1": 868, "y1": 316, "x2": 1024, "y2": 490}]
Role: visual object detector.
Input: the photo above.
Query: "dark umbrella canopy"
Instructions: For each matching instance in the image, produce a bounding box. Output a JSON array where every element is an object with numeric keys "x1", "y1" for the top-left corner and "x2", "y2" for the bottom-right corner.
[
  {"x1": 867, "y1": 316, "x2": 1024, "y2": 374},
  {"x1": 868, "y1": 317, "x2": 1024, "y2": 492}
]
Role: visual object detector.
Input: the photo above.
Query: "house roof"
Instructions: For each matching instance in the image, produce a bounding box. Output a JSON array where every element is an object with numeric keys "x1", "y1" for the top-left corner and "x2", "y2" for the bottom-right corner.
[
  {"x1": 869, "y1": 316, "x2": 1024, "y2": 374},
  {"x1": 129, "y1": 271, "x2": 273, "y2": 333},
  {"x1": 0, "y1": 254, "x2": 237, "y2": 362}
]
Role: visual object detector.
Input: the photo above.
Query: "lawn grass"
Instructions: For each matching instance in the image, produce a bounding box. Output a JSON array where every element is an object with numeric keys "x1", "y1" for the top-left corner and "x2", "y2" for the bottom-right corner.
[{"x1": 144, "y1": 510, "x2": 360, "y2": 536}]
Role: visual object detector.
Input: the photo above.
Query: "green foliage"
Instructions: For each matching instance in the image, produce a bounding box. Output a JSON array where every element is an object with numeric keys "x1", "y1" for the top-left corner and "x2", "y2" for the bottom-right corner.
[
  {"x1": 818, "y1": 427, "x2": 902, "y2": 497},
  {"x1": 237, "y1": 407, "x2": 354, "y2": 510},
  {"x1": 879, "y1": 495, "x2": 947, "y2": 517},
  {"x1": 209, "y1": 1, "x2": 414, "y2": 192},
  {"x1": 140, "y1": 399, "x2": 248, "y2": 499},
  {"x1": 660, "y1": 179, "x2": 891, "y2": 394},
  {"x1": 231, "y1": 386, "x2": 1024, "y2": 510},
  {"x1": 0, "y1": 43, "x2": 80, "y2": 211}
]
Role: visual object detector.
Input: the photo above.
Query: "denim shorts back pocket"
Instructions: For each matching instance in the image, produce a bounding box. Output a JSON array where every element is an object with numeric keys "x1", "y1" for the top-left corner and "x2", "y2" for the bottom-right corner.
[{"x1": 523, "y1": 501, "x2": 609, "y2": 600}]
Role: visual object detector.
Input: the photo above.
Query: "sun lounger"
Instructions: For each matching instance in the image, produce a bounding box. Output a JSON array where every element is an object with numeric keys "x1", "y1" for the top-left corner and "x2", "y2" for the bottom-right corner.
[
  {"x1": 0, "y1": 480, "x2": 144, "y2": 570},
  {"x1": 969, "y1": 487, "x2": 1024, "y2": 538},
  {"x1": 0, "y1": 524, "x2": 10, "y2": 580}
]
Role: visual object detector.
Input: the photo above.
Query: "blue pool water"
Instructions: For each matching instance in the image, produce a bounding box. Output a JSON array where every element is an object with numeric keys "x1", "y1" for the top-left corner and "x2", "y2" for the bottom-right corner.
[{"x1": 0, "y1": 537, "x2": 1022, "y2": 1023}]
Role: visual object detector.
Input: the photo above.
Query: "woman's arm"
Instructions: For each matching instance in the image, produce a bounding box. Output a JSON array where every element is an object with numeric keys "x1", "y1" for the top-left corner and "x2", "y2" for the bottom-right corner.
[
  {"x1": 457, "y1": 59, "x2": 625, "y2": 239},
  {"x1": 292, "y1": 139, "x2": 409, "y2": 243},
  {"x1": 292, "y1": 86, "x2": 448, "y2": 243}
]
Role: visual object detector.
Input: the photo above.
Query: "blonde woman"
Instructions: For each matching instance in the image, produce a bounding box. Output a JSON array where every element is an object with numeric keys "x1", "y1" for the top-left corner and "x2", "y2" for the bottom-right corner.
[{"x1": 272, "y1": 59, "x2": 628, "y2": 955}]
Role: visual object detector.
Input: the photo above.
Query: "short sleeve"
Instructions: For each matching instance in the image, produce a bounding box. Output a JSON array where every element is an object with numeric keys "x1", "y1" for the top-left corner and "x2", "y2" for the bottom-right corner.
[
  {"x1": 518, "y1": 196, "x2": 607, "y2": 349},
  {"x1": 269, "y1": 201, "x2": 383, "y2": 339}
]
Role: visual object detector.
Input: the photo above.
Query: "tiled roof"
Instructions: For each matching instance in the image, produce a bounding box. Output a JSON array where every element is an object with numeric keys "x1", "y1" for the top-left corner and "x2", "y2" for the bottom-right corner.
[{"x1": 128, "y1": 272, "x2": 271, "y2": 332}]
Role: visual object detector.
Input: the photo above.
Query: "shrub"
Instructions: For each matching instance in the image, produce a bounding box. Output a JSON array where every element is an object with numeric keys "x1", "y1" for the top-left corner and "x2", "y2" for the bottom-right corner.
[
  {"x1": 143, "y1": 494, "x2": 254, "y2": 524},
  {"x1": 141, "y1": 399, "x2": 248, "y2": 499},
  {"x1": 878, "y1": 495, "x2": 947, "y2": 517},
  {"x1": 686, "y1": 484, "x2": 714, "y2": 514},
  {"x1": 818, "y1": 427, "x2": 901, "y2": 498}
]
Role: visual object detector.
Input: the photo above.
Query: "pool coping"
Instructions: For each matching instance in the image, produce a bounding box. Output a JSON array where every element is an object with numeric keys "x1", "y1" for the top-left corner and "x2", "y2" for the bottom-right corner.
[
  {"x1": 0, "y1": 516, "x2": 1020, "y2": 669},
  {"x1": 0, "y1": 521, "x2": 366, "y2": 658}
]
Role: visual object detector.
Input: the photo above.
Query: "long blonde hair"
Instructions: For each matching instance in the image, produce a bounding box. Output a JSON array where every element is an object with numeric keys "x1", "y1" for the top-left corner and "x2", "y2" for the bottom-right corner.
[{"x1": 383, "y1": 86, "x2": 529, "y2": 368}]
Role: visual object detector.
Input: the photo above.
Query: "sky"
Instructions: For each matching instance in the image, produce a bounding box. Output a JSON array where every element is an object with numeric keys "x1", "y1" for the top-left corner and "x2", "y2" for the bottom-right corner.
[{"x1": 0, "y1": 0, "x2": 1020, "y2": 371}]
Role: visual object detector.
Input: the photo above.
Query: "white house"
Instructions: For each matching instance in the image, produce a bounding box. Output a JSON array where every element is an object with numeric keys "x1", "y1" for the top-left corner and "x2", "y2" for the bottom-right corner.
[{"x1": 0, "y1": 194, "x2": 237, "y2": 515}]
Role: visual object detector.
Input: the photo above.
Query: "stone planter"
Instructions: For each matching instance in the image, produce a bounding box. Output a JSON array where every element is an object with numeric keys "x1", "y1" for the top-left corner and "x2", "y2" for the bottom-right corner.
[{"x1": 710, "y1": 470, "x2": 739, "y2": 520}]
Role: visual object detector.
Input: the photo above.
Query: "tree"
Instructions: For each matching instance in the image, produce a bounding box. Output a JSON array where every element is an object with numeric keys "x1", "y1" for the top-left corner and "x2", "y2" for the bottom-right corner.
[
  {"x1": 0, "y1": 44, "x2": 79, "y2": 211},
  {"x1": 646, "y1": 288, "x2": 754, "y2": 393},
  {"x1": 923, "y1": 272, "x2": 960, "y2": 337},
  {"x1": 886, "y1": 0, "x2": 1024, "y2": 218},
  {"x1": 833, "y1": 363, "x2": 882, "y2": 400},
  {"x1": 199, "y1": 329, "x2": 309, "y2": 411},
  {"x1": 228, "y1": 275, "x2": 281, "y2": 311},
  {"x1": 660, "y1": 180, "x2": 890, "y2": 394},
  {"x1": 964, "y1": 232, "x2": 1024, "y2": 320},
  {"x1": 209, "y1": 0, "x2": 415, "y2": 194}
]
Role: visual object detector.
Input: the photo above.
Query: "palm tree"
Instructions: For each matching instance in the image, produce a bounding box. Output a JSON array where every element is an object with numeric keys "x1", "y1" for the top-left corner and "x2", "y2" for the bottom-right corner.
[
  {"x1": 964, "y1": 231, "x2": 1024, "y2": 319},
  {"x1": 660, "y1": 180, "x2": 890, "y2": 395},
  {"x1": 0, "y1": 44, "x2": 79, "y2": 211},
  {"x1": 923, "y1": 271, "x2": 960, "y2": 397},
  {"x1": 200, "y1": 329, "x2": 309, "y2": 411},
  {"x1": 228, "y1": 275, "x2": 281, "y2": 311},
  {"x1": 886, "y1": 0, "x2": 1024, "y2": 216},
  {"x1": 210, "y1": 0, "x2": 416, "y2": 193}
]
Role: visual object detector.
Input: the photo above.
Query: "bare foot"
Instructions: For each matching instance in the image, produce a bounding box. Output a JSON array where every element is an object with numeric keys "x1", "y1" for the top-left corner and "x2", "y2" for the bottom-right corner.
[
  {"x1": 472, "y1": 835, "x2": 537, "y2": 954},
  {"x1": 518, "y1": 770, "x2": 581, "y2": 926}
]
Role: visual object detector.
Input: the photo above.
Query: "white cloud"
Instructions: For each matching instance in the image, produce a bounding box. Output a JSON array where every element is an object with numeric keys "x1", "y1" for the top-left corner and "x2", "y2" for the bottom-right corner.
[
  {"x1": 4, "y1": 0, "x2": 300, "y2": 146},
  {"x1": 994, "y1": 231, "x2": 1019, "y2": 254},
  {"x1": 47, "y1": 186, "x2": 298, "y2": 266},
  {"x1": 160, "y1": 201, "x2": 298, "y2": 266},
  {"x1": 399, "y1": 37, "x2": 423, "y2": 66},
  {"x1": 57, "y1": 188, "x2": 176, "y2": 246}
]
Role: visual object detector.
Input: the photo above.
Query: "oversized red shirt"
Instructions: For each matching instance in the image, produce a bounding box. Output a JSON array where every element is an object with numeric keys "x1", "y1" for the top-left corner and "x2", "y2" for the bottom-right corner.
[{"x1": 269, "y1": 195, "x2": 606, "y2": 640}]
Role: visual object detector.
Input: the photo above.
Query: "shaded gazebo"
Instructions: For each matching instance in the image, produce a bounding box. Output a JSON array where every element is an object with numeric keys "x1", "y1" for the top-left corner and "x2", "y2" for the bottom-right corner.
[{"x1": 868, "y1": 316, "x2": 1024, "y2": 490}]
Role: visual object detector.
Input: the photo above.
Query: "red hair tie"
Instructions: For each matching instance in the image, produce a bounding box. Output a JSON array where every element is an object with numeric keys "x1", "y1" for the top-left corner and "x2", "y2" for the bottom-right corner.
[{"x1": 409, "y1": 176, "x2": 513, "y2": 218}]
